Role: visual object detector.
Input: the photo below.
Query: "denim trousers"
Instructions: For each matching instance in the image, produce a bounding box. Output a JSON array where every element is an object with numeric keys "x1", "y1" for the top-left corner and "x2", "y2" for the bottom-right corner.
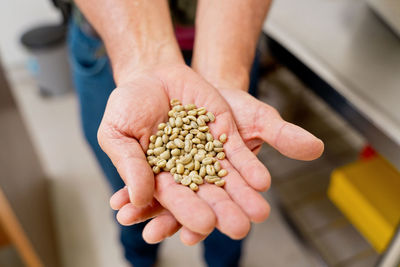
[{"x1": 67, "y1": 19, "x2": 259, "y2": 267}]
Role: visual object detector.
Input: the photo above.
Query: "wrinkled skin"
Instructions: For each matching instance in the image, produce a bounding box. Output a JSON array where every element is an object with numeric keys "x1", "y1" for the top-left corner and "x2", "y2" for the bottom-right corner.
[{"x1": 100, "y1": 63, "x2": 324, "y2": 245}]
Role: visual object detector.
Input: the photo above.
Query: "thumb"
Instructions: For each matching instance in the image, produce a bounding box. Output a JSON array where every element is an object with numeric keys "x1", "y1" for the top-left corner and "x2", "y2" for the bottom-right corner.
[
  {"x1": 256, "y1": 103, "x2": 324, "y2": 161},
  {"x1": 98, "y1": 124, "x2": 154, "y2": 206}
]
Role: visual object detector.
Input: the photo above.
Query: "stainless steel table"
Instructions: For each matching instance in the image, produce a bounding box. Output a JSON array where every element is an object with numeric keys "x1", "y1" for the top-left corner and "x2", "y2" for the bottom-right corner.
[{"x1": 263, "y1": 0, "x2": 400, "y2": 266}]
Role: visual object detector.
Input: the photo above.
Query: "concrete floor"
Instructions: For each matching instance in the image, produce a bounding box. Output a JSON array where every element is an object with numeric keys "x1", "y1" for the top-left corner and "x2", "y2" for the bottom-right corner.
[{"x1": 1, "y1": 63, "x2": 363, "y2": 267}]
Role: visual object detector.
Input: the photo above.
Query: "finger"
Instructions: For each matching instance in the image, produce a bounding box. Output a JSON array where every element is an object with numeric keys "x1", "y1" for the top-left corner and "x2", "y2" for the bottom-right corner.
[
  {"x1": 180, "y1": 226, "x2": 207, "y2": 246},
  {"x1": 220, "y1": 160, "x2": 271, "y2": 223},
  {"x1": 110, "y1": 186, "x2": 129, "y2": 210},
  {"x1": 98, "y1": 124, "x2": 154, "y2": 207},
  {"x1": 209, "y1": 112, "x2": 271, "y2": 192},
  {"x1": 256, "y1": 103, "x2": 324, "y2": 161},
  {"x1": 154, "y1": 172, "x2": 216, "y2": 235},
  {"x1": 116, "y1": 199, "x2": 163, "y2": 226},
  {"x1": 142, "y1": 211, "x2": 181, "y2": 244},
  {"x1": 197, "y1": 184, "x2": 250, "y2": 240}
]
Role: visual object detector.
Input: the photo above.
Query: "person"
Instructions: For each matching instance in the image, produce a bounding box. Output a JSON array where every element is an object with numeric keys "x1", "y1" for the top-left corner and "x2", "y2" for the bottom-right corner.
[{"x1": 67, "y1": 0, "x2": 324, "y2": 266}]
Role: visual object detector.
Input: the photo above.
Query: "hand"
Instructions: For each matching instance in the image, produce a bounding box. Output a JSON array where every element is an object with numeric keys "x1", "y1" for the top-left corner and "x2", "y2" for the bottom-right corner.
[
  {"x1": 99, "y1": 63, "x2": 271, "y2": 244},
  {"x1": 107, "y1": 67, "x2": 324, "y2": 245}
]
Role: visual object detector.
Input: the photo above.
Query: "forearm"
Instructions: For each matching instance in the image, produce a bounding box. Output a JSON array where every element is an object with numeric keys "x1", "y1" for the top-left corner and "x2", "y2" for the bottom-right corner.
[
  {"x1": 192, "y1": 0, "x2": 271, "y2": 91},
  {"x1": 74, "y1": 0, "x2": 183, "y2": 84}
]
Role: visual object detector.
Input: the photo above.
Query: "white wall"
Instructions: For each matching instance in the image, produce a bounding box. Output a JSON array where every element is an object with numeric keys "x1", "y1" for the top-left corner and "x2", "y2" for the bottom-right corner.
[{"x1": 0, "y1": 0, "x2": 60, "y2": 67}]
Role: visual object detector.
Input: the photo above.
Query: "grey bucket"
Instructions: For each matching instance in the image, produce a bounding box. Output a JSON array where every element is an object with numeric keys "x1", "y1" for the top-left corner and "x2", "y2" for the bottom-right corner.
[{"x1": 21, "y1": 24, "x2": 72, "y2": 96}]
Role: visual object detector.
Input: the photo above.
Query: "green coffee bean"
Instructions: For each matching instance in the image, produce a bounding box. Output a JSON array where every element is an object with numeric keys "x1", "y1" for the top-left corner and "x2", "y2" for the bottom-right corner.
[
  {"x1": 190, "y1": 121, "x2": 198, "y2": 129},
  {"x1": 189, "y1": 182, "x2": 199, "y2": 191},
  {"x1": 215, "y1": 179, "x2": 225, "y2": 187},
  {"x1": 184, "y1": 104, "x2": 196, "y2": 111},
  {"x1": 153, "y1": 166, "x2": 161, "y2": 174},
  {"x1": 146, "y1": 149, "x2": 154, "y2": 156},
  {"x1": 214, "y1": 147, "x2": 224, "y2": 153},
  {"x1": 197, "y1": 107, "x2": 207, "y2": 115},
  {"x1": 194, "y1": 160, "x2": 200, "y2": 171},
  {"x1": 156, "y1": 130, "x2": 163, "y2": 137},
  {"x1": 155, "y1": 137, "x2": 163, "y2": 148},
  {"x1": 171, "y1": 148, "x2": 180, "y2": 156},
  {"x1": 174, "y1": 138, "x2": 184, "y2": 148},
  {"x1": 198, "y1": 126, "x2": 209, "y2": 132},
  {"x1": 177, "y1": 163, "x2": 184, "y2": 174},
  {"x1": 166, "y1": 141, "x2": 176, "y2": 149},
  {"x1": 216, "y1": 152, "x2": 225, "y2": 160},
  {"x1": 205, "y1": 175, "x2": 220, "y2": 183},
  {"x1": 196, "y1": 144, "x2": 205, "y2": 149},
  {"x1": 158, "y1": 123, "x2": 166, "y2": 130},
  {"x1": 190, "y1": 148, "x2": 198, "y2": 156},
  {"x1": 202, "y1": 157, "x2": 213, "y2": 165},
  {"x1": 192, "y1": 138, "x2": 201, "y2": 144},
  {"x1": 182, "y1": 117, "x2": 190, "y2": 124},
  {"x1": 181, "y1": 154, "x2": 192, "y2": 164},
  {"x1": 164, "y1": 125, "x2": 172, "y2": 135},
  {"x1": 192, "y1": 175, "x2": 203, "y2": 185},
  {"x1": 153, "y1": 147, "x2": 165, "y2": 156},
  {"x1": 188, "y1": 110, "x2": 197, "y2": 116},
  {"x1": 174, "y1": 174, "x2": 183, "y2": 183},
  {"x1": 219, "y1": 133, "x2": 227, "y2": 143},
  {"x1": 197, "y1": 117, "x2": 206, "y2": 126},
  {"x1": 206, "y1": 112, "x2": 215, "y2": 122},
  {"x1": 160, "y1": 150, "x2": 171, "y2": 160},
  {"x1": 175, "y1": 117, "x2": 183, "y2": 127},
  {"x1": 170, "y1": 167, "x2": 177, "y2": 174},
  {"x1": 185, "y1": 161, "x2": 194, "y2": 171},
  {"x1": 214, "y1": 161, "x2": 221, "y2": 172},
  {"x1": 157, "y1": 159, "x2": 167, "y2": 168},
  {"x1": 199, "y1": 166, "x2": 206, "y2": 177},
  {"x1": 199, "y1": 114, "x2": 210, "y2": 123},
  {"x1": 162, "y1": 134, "x2": 169, "y2": 144},
  {"x1": 150, "y1": 135, "x2": 157, "y2": 143},
  {"x1": 218, "y1": 169, "x2": 227, "y2": 177},
  {"x1": 205, "y1": 142, "x2": 214, "y2": 151},
  {"x1": 170, "y1": 99, "x2": 181, "y2": 106},
  {"x1": 206, "y1": 165, "x2": 216, "y2": 175},
  {"x1": 149, "y1": 143, "x2": 155, "y2": 149}
]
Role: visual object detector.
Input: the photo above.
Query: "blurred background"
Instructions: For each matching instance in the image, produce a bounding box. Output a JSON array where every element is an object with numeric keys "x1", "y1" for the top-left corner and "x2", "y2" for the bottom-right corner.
[{"x1": 0, "y1": 0, "x2": 399, "y2": 266}]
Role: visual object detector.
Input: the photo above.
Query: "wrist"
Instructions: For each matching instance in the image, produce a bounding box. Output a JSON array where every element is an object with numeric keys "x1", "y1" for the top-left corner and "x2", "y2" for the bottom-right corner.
[
  {"x1": 192, "y1": 56, "x2": 250, "y2": 91},
  {"x1": 112, "y1": 39, "x2": 184, "y2": 86}
]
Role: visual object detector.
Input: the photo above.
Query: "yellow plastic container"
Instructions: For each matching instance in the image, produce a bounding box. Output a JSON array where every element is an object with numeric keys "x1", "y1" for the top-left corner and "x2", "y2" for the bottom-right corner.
[{"x1": 328, "y1": 156, "x2": 400, "y2": 253}]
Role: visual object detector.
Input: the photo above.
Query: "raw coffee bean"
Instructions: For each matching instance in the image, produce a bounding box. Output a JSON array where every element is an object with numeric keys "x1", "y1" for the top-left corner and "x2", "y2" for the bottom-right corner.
[
  {"x1": 190, "y1": 129, "x2": 199, "y2": 135},
  {"x1": 190, "y1": 183, "x2": 199, "y2": 191},
  {"x1": 199, "y1": 114, "x2": 210, "y2": 123},
  {"x1": 157, "y1": 159, "x2": 167, "y2": 168},
  {"x1": 153, "y1": 166, "x2": 161, "y2": 174},
  {"x1": 149, "y1": 143, "x2": 155, "y2": 149},
  {"x1": 175, "y1": 117, "x2": 183, "y2": 127},
  {"x1": 174, "y1": 139, "x2": 184, "y2": 148},
  {"x1": 166, "y1": 158, "x2": 175, "y2": 169},
  {"x1": 164, "y1": 126, "x2": 172, "y2": 135},
  {"x1": 190, "y1": 121, "x2": 198, "y2": 129},
  {"x1": 187, "y1": 115, "x2": 197, "y2": 121},
  {"x1": 177, "y1": 163, "x2": 184, "y2": 174},
  {"x1": 197, "y1": 107, "x2": 207, "y2": 115},
  {"x1": 174, "y1": 174, "x2": 183, "y2": 183},
  {"x1": 160, "y1": 150, "x2": 171, "y2": 160},
  {"x1": 155, "y1": 137, "x2": 163, "y2": 148},
  {"x1": 218, "y1": 169, "x2": 228, "y2": 177},
  {"x1": 197, "y1": 117, "x2": 206, "y2": 126},
  {"x1": 185, "y1": 133, "x2": 194, "y2": 140},
  {"x1": 184, "y1": 104, "x2": 196, "y2": 111},
  {"x1": 170, "y1": 167, "x2": 177, "y2": 174},
  {"x1": 158, "y1": 123, "x2": 166, "y2": 130},
  {"x1": 156, "y1": 130, "x2": 163, "y2": 137},
  {"x1": 206, "y1": 112, "x2": 215, "y2": 122},
  {"x1": 185, "y1": 162, "x2": 194, "y2": 171},
  {"x1": 206, "y1": 165, "x2": 216, "y2": 176},
  {"x1": 181, "y1": 154, "x2": 192, "y2": 164},
  {"x1": 182, "y1": 117, "x2": 190, "y2": 124},
  {"x1": 146, "y1": 149, "x2": 154, "y2": 156},
  {"x1": 205, "y1": 142, "x2": 214, "y2": 152},
  {"x1": 188, "y1": 110, "x2": 197, "y2": 116},
  {"x1": 196, "y1": 144, "x2": 205, "y2": 149},
  {"x1": 170, "y1": 99, "x2": 181, "y2": 106},
  {"x1": 171, "y1": 148, "x2": 181, "y2": 156},
  {"x1": 192, "y1": 175, "x2": 203, "y2": 185},
  {"x1": 206, "y1": 133, "x2": 213, "y2": 142},
  {"x1": 216, "y1": 152, "x2": 225, "y2": 160},
  {"x1": 194, "y1": 153, "x2": 206, "y2": 162},
  {"x1": 181, "y1": 175, "x2": 192, "y2": 185},
  {"x1": 219, "y1": 133, "x2": 227, "y2": 143},
  {"x1": 207, "y1": 152, "x2": 216, "y2": 157},
  {"x1": 169, "y1": 117, "x2": 176, "y2": 127},
  {"x1": 214, "y1": 161, "x2": 221, "y2": 172},
  {"x1": 180, "y1": 130, "x2": 188, "y2": 136},
  {"x1": 192, "y1": 138, "x2": 201, "y2": 144},
  {"x1": 162, "y1": 134, "x2": 169, "y2": 144},
  {"x1": 215, "y1": 179, "x2": 225, "y2": 187},
  {"x1": 199, "y1": 166, "x2": 206, "y2": 177},
  {"x1": 184, "y1": 140, "x2": 192, "y2": 152},
  {"x1": 194, "y1": 160, "x2": 200, "y2": 171},
  {"x1": 214, "y1": 147, "x2": 224, "y2": 153},
  {"x1": 197, "y1": 132, "x2": 206, "y2": 140},
  {"x1": 205, "y1": 175, "x2": 220, "y2": 184},
  {"x1": 173, "y1": 105, "x2": 184, "y2": 112},
  {"x1": 198, "y1": 126, "x2": 209, "y2": 132},
  {"x1": 150, "y1": 135, "x2": 157, "y2": 143},
  {"x1": 182, "y1": 124, "x2": 192, "y2": 131},
  {"x1": 169, "y1": 133, "x2": 179, "y2": 141},
  {"x1": 213, "y1": 140, "x2": 223, "y2": 148},
  {"x1": 202, "y1": 157, "x2": 213, "y2": 165},
  {"x1": 190, "y1": 148, "x2": 198, "y2": 156},
  {"x1": 153, "y1": 147, "x2": 165, "y2": 156},
  {"x1": 183, "y1": 169, "x2": 190, "y2": 175},
  {"x1": 166, "y1": 141, "x2": 176, "y2": 149}
]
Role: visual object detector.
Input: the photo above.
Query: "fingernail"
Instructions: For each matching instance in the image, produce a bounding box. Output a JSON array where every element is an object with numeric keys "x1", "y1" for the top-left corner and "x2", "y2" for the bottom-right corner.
[{"x1": 127, "y1": 186, "x2": 134, "y2": 204}]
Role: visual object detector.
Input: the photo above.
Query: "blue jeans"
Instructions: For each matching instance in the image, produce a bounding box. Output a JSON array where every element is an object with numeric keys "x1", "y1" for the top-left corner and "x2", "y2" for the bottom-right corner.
[{"x1": 67, "y1": 20, "x2": 246, "y2": 267}]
